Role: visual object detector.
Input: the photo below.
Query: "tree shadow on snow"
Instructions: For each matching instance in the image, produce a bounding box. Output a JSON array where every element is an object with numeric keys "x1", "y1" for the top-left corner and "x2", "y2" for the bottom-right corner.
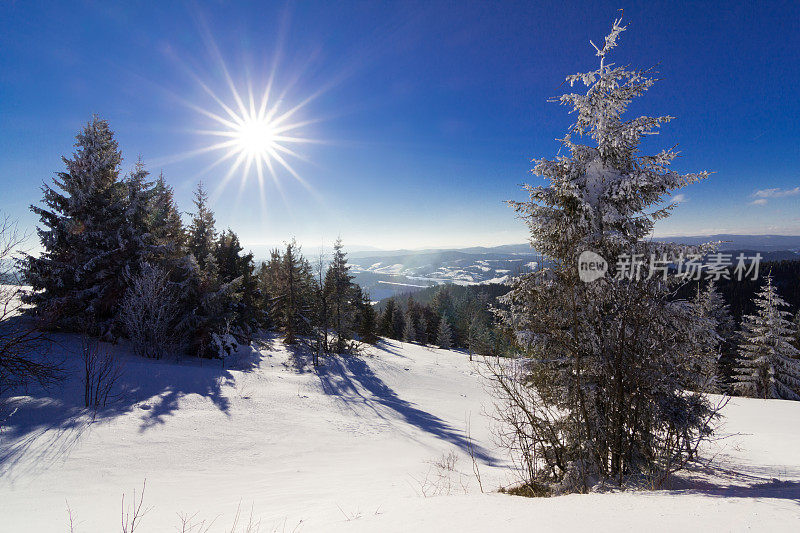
[
  {"x1": 669, "y1": 463, "x2": 800, "y2": 503},
  {"x1": 316, "y1": 354, "x2": 499, "y2": 466},
  {"x1": 0, "y1": 332, "x2": 266, "y2": 478}
]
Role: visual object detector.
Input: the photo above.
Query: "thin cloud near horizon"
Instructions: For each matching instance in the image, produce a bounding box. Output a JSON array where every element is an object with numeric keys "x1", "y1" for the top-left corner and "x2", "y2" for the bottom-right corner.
[{"x1": 750, "y1": 186, "x2": 800, "y2": 205}]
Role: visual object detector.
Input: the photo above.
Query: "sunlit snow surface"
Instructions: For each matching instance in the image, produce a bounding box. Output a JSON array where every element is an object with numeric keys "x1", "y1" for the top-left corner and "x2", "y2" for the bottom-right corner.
[{"x1": 1, "y1": 337, "x2": 799, "y2": 531}]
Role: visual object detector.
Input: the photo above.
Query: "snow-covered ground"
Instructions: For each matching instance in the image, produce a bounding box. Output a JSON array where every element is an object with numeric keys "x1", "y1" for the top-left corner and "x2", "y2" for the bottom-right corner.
[{"x1": 1, "y1": 337, "x2": 799, "y2": 532}]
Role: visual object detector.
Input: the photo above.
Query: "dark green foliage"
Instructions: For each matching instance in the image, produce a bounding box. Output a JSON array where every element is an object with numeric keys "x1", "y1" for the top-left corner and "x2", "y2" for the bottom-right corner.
[
  {"x1": 324, "y1": 238, "x2": 355, "y2": 353},
  {"x1": 379, "y1": 298, "x2": 398, "y2": 339},
  {"x1": 354, "y1": 286, "x2": 378, "y2": 344},
  {"x1": 23, "y1": 117, "x2": 133, "y2": 338},
  {"x1": 261, "y1": 241, "x2": 315, "y2": 344},
  {"x1": 187, "y1": 182, "x2": 216, "y2": 270},
  {"x1": 375, "y1": 284, "x2": 501, "y2": 354}
]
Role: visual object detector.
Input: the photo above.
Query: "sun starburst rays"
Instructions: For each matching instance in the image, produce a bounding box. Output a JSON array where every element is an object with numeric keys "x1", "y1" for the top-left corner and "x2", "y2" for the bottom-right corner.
[{"x1": 187, "y1": 77, "x2": 320, "y2": 207}]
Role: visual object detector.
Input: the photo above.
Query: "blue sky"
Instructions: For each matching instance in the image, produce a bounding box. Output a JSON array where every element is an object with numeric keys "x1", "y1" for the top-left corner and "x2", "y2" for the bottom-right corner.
[{"x1": 1, "y1": 1, "x2": 798, "y2": 251}]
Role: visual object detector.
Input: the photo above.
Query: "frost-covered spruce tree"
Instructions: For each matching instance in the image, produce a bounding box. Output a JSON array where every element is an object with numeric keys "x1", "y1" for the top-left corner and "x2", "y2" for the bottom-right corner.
[
  {"x1": 149, "y1": 171, "x2": 185, "y2": 268},
  {"x1": 734, "y1": 275, "x2": 800, "y2": 400},
  {"x1": 402, "y1": 311, "x2": 416, "y2": 343},
  {"x1": 695, "y1": 281, "x2": 737, "y2": 391},
  {"x1": 794, "y1": 312, "x2": 800, "y2": 350},
  {"x1": 23, "y1": 117, "x2": 131, "y2": 337},
  {"x1": 496, "y1": 16, "x2": 718, "y2": 491},
  {"x1": 688, "y1": 281, "x2": 735, "y2": 392},
  {"x1": 187, "y1": 182, "x2": 216, "y2": 270},
  {"x1": 436, "y1": 315, "x2": 452, "y2": 350},
  {"x1": 324, "y1": 238, "x2": 355, "y2": 353}
]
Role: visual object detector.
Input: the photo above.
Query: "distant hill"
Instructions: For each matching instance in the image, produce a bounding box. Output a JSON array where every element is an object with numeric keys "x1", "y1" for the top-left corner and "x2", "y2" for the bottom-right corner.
[
  {"x1": 248, "y1": 237, "x2": 800, "y2": 301},
  {"x1": 652, "y1": 235, "x2": 800, "y2": 251}
]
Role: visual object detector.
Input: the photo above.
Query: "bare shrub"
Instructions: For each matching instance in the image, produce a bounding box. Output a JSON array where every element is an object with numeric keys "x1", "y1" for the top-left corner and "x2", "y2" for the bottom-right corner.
[
  {"x1": 411, "y1": 450, "x2": 470, "y2": 497},
  {"x1": 0, "y1": 214, "x2": 61, "y2": 397},
  {"x1": 81, "y1": 335, "x2": 123, "y2": 413},
  {"x1": 121, "y1": 479, "x2": 150, "y2": 533},
  {"x1": 120, "y1": 263, "x2": 181, "y2": 359}
]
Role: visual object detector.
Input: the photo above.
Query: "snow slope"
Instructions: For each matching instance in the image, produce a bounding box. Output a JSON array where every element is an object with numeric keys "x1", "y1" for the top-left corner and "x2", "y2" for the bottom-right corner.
[{"x1": 1, "y1": 337, "x2": 799, "y2": 532}]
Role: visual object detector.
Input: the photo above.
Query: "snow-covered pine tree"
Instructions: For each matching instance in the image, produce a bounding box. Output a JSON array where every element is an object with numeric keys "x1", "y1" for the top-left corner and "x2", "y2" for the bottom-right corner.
[
  {"x1": 497, "y1": 15, "x2": 717, "y2": 490},
  {"x1": 355, "y1": 288, "x2": 378, "y2": 345},
  {"x1": 214, "y1": 229, "x2": 264, "y2": 341},
  {"x1": 121, "y1": 157, "x2": 159, "y2": 275},
  {"x1": 23, "y1": 117, "x2": 131, "y2": 337},
  {"x1": 149, "y1": 171, "x2": 185, "y2": 266},
  {"x1": 734, "y1": 275, "x2": 800, "y2": 400},
  {"x1": 187, "y1": 182, "x2": 216, "y2": 270},
  {"x1": 324, "y1": 238, "x2": 355, "y2": 353},
  {"x1": 379, "y1": 298, "x2": 397, "y2": 339},
  {"x1": 794, "y1": 311, "x2": 800, "y2": 350},
  {"x1": 467, "y1": 314, "x2": 491, "y2": 361},
  {"x1": 391, "y1": 304, "x2": 405, "y2": 341},
  {"x1": 689, "y1": 282, "x2": 728, "y2": 392},
  {"x1": 695, "y1": 281, "x2": 737, "y2": 391},
  {"x1": 417, "y1": 315, "x2": 429, "y2": 346},
  {"x1": 278, "y1": 240, "x2": 313, "y2": 344},
  {"x1": 436, "y1": 315, "x2": 452, "y2": 350},
  {"x1": 402, "y1": 311, "x2": 416, "y2": 343}
]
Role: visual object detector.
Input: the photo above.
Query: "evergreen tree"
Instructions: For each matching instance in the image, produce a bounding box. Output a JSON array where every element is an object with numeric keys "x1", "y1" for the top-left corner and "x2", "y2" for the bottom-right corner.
[
  {"x1": 417, "y1": 315, "x2": 429, "y2": 345},
  {"x1": 122, "y1": 158, "x2": 158, "y2": 271},
  {"x1": 391, "y1": 305, "x2": 405, "y2": 341},
  {"x1": 214, "y1": 229, "x2": 250, "y2": 284},
  {"x1": 693, "y1": 281, "x2": 738, "y2": 391},
  {"x1": 497, "y1": 16, "x2": 717, "y2": 489},
  {"x1": 689, "y1": 283, "x2": 727, "y2": 392},
  {"x1": 402, "y1": 311, "x2": 416, "y2": 343},
  {"x1": 277, "y1": 240, "x2": 313, "y2": 344},
  {"x1": 467, "y1": 314, "x2": 491, "y2": 361},
  {"x1": 324, "y1": 238, "x2": 355, "y2": 353},
  {"x1": 187, "y1": 182, "x2": 216, "y2": 270},
  {"x1": 355, "y1": 287, "x2": 378, "y2": 344},
  {"x1": 149, "y1": 171, "x2": 185, "y2": 261},
  {"x1": 23, "y1": 116, "x2": 130, "y2": 337},
  {"x1": 311, "y1": 249, "x2": 330, "y2": 360},
  {"x1": 794, "y1": 312, "x2": 800, "y2": 350},
  {"x1": 436, "y1": 315, "x2": 452, "y2": 350},
  {"x1": 379, "y1": 299, "x2": 397, "y2": 338},
  {"x1": 214, "y1": 229, "x2": 264, "y2": 339},
  {"x1": 734, "y1": 276, "x2": 800, "y2": 400}
]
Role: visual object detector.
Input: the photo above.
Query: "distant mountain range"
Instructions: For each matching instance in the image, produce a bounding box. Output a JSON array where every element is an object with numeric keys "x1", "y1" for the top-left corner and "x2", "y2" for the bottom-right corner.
[
  {"x1": 342, "y1": 235, "x2": 800, "y2": 300},
  {"x1": 651, "y1": 234, "x2": 800, "y2": 251}
]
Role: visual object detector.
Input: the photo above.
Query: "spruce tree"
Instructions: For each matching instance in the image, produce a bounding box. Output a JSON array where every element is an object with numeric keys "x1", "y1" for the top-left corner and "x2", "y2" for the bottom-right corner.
[
  {"x1": 277, "y1": 240, "x2": 313, "y2": 344},
  {"x1": 355, "y1": 288, "x2": 378, "y2": 345},
  {"x1": 379, "y1": 299, "x2": 397, "y2": 338},
  {"x1": 324, "y1": 238, "x2": 354, "y2": 353},
  {"x1": 417, "y1": 315, "x2": 429, "y2": 345},
  {"x1": 467, "y1": 314, "x2": 491, "y2": 361},
  {"x1": 402, "y1": 311, "x2": 416, "y2": 343},
  {"x1": 734, "y1": 276, "x2": 800, "y2": 400},
  {"x1": 149, "y1": 171, "x2": 185, "y2": 266},
  {"x1": 794, "y1": 312, "x2": 800, "y2": 350},
  {"x1": 694, "y1": 281, "x2": 737, "y2": 391},
  {"x1": 497, "y1": 16, "x2": 717, "y2": 489},
  {"x1": 187, "y1": 182, "x2": 216, "y2": 269},
  {"x1": 391, "y1": 305, "x2": 405, "y2": 341},
  {"x1": 436, "y1": 315, "x2": 452, "y2": 350},
  {"x1": 23, "y1": 116, "x2": 130, "y2": 336}
]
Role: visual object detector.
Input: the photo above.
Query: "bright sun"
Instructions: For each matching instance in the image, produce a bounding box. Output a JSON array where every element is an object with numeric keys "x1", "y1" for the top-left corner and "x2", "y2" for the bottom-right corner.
[
  {"x1": 182, "y1": 73, "x2": 320, "y2": 212},
  {"x1": 235, "y1": 118, "x2": 277, "y2": 158}
]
